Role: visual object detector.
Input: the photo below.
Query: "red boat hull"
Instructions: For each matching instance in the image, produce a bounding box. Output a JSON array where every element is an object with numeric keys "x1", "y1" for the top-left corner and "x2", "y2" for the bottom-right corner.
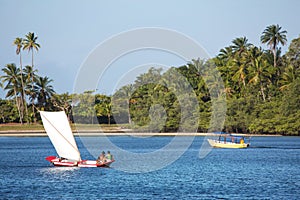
[
  {"x1": 78, "y1": 160, "x2": 115, "y2": 168},
  {"x1": 45, "y1": 156, "x2": 114, "y2": 167}
]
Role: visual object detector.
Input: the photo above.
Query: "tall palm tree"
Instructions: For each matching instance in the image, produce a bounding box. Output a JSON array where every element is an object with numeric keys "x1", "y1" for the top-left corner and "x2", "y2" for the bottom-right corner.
[
  {"x1": 34, "y1": 76, "x2": 55, "y2": 110},
  {"x1": 23, "y1": 32, "x2": 40, "y2": 69},
  {"x1": 231, "y1": 37, "x2": 252, "y2": 57},
  {"x1": 13, "y1": 37, "x2": 28, "y2": 122},
  {"x1": 230, "y1": 37, "x2": 252, "y2": 90},
  {"x1": 248, "y1": 54, "x2": 272, "y2": 101},
  {"x1": 0, "y1": 63, "x2": 23, "y2": 123},
  {"x1": 23, "y1": 32, "x2": 40, "y2": 121},
  {"x1": 232, "y1": 60, "x2": 248, "y2": 87},
  {"x1": 261, "y1": 24, "x2": 287, "y2": 68},
  {"x1": 216, "y1": 48, "x2": 236, "y2": 96}
]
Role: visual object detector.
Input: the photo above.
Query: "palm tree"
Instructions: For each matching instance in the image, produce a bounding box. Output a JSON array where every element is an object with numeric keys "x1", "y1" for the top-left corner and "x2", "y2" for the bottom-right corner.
[
  {"x1": 23, "y1": 32, "x2": 40, "y2": 120},
  {"x1": 218, "y1": 46, "x2": 234, "y2": 61},
  {"x1": 0, "y1": 64, "x2": 23, "y2": 123},
  {"x1": 23, "y1": 65, "x2": 38, "y2": 100},
  {"x1": 23, "y1": 65, "x2": 38, "y2": 120},
  {"x1": 216, "y1": 48, "x2": 236, "y2": 97},
  {"x1": 23, "y1": 65, "x2": 38, "y2": 83},
  {"x1": 104, "y1": 101, "x2": 112, "y2": 125},
  {"x1": 230, "y1": 37, "x2": 252, "y2": 90},
  {"x1": 13, "y1": 37, "x2": 28, "y2": 122},
  {"x1": 231, "y1": 37, "x2": 252, "y2": 57},
  {"x1": 23, "y1": 32, "x2": 40, "y2": 69},
  {"x1": 232, "y1": 61, "x2": 248, "y2": 88},
  {"x1": 261, "y1": 24, "x2": 287, "y2": 68},
  {"x1": 248, "y1": 54, "x2": 272, "y2": 101},
  {"x1": 34, "y1": 76, "x2": 55, "y2": 110},
  {"x1": 280, "y1": 65, "x2": 300, "y2": 91}
]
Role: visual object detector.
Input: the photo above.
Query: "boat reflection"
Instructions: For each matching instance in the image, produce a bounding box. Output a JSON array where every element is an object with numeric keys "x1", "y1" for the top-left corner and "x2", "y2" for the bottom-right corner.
[{"x1": 40, "y1": 166, "x2": 80, "y2": 178}]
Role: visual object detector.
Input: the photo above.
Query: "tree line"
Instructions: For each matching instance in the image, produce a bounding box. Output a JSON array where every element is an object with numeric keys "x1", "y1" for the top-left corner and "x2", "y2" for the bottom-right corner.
[
  {"x1": 1, "y1": 25, "x2": 300, "y2": 135},
  {"x1": 0, "y1": 32, "x2": 55, "y2": 123},
  {"x1": 112, "y1": 24, "x2": 300, "y2": 135}
]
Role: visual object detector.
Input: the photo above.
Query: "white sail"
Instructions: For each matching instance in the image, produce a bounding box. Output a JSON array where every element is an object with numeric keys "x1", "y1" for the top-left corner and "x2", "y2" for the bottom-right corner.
[{"x1": 40, "y1": 111, "x2": 81, "y2": 161}]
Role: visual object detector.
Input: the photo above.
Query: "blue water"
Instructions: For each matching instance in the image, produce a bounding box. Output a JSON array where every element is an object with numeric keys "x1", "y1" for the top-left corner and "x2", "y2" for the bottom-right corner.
[{"x1": 0, "y1": 136, "x2": 299, "y2": 199}]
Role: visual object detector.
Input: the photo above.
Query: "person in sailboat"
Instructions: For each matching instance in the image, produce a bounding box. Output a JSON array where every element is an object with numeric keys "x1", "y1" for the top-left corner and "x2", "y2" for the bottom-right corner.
[
  {"x1": 106, "y1": 151, "x2": 113, "y2": 162},
  {"x1": 59, "y1": 157, "x2": 67, "y2": 162},
  {"x1": 97, "y1": 151, "x2": 106, "y2": 163}
]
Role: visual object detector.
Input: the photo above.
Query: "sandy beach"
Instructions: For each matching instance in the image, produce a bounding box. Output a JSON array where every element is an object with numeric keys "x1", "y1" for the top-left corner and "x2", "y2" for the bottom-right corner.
[
  {"x1": 0, "y1": 130, "x2": 281, "y2": 137},
  {"x1": 0, "y1": 130, "x2": 210, "y2": 137}
]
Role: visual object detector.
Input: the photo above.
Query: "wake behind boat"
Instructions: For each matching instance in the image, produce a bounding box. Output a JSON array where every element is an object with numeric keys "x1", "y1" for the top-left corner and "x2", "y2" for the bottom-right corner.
[
  {"x1": 40, "y1": 111, "x2": 114, "y2": 167},
  {"x1": 208, "y1": 133, "x2": 250, "y2": 148}
]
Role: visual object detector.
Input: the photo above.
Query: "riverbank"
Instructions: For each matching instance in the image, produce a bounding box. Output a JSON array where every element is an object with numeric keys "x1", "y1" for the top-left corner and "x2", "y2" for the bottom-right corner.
[
  {"x1": 0, "y1": 131, "x2": 205, "y2": 137},
  {"x1": 0, "y1": 123, "x2": 284, "y2": 137},
  {"x1": 0, "y1": 130, "x2": 282, "y2": 137}
]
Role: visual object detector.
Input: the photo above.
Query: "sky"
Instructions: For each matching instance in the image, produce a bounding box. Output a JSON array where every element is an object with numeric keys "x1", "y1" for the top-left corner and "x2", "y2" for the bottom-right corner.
[{"x1": 0, "y1": 0, "x2": 300, "y2": 97}]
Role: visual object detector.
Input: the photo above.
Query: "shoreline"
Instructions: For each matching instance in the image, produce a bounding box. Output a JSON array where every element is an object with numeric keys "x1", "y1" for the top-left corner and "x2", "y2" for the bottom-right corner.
[{"x1": 0, "y1": 130, "x2": 283, "y2": 137}]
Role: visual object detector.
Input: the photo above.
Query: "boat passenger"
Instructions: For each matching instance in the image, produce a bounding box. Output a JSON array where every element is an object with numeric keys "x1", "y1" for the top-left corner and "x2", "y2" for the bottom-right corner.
[
  {"x1": 96, "y1": 157, "x2": 101, "y2": 164},
  {"x1": 97, "y1": 151, "x2": 106, "y2": 163},
  {"x1": 101, "y1": 151, "x2": 107, "y2": 162},
  {"x1": 240, "y1": 138, "x2": 244, "y2": 144},
  {"x1": 59, "y1": 157, "x2": 67, "y2": 162},
  {"x1": 106, "y1": 151, "x2": 113, "y2": 161}
]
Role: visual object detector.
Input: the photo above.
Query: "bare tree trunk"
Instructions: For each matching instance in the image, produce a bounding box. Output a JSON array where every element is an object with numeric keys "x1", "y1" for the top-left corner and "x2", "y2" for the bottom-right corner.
[
  {"x1": 273, "y1": 44, "x2": 277, "y2": 68},
  {"x1": 273, "y1": 51, "x2": 276, "y2": 68},
  {"x1": 260, "y1": 82, "x2": 266, "y2": 102},
  {"x1": 127, "y1": 99, "x2": 132, "y2": 125}
]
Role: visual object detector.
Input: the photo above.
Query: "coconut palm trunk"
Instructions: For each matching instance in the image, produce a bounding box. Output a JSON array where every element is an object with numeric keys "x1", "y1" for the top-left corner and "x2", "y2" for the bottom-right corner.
[
  {"x1": 260, "y1": 82, "x2": 266, "y2": 102},
  {"x1": 14, "y1": 89, "x2": 23, "y2": 124},
  {"x1": 31, "y1": 49, "x2": 36, "y2": 122},
  {"x1": 272, "y1": 44, "x2": 277, "y2": 68},
  {"x1": 14, "y1": 37, "x2": 28, "y2": 123},
  {"x1": 19, "y1": 50, "x2": 28, "y2": 122},
  {"x1": 127, "y1": 99, "x2": 132, "y2": 125}
]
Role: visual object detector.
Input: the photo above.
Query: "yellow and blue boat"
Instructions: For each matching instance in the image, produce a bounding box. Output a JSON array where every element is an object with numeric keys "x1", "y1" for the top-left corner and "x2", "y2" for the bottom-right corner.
[{"x1": 208, "y1": 133, "x2": 250, "y2": 148}]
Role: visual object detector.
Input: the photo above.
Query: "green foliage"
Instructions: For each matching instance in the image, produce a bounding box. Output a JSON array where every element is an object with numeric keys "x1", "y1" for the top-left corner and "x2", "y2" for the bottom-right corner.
[
  {"x1": 286, "y1": 36, "x2": 300, "y2": 69},
  {"x1": 1, "y1": 26, "x2": 300, "y2": 135},
  {"x1": 0, "y1": 99, "x2": 18, "y2": 123},
  {"x1": 72, "y1": 91, "x2": 97, "y2": 124},
  {"x1": 34, "y1": 76, "x2": 55, "y2": 110}
]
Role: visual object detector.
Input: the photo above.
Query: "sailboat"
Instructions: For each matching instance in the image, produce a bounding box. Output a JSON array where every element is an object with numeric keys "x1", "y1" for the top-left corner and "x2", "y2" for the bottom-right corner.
[{"x1": 40, "y1": 111, "x2": 114, "y2": 167}]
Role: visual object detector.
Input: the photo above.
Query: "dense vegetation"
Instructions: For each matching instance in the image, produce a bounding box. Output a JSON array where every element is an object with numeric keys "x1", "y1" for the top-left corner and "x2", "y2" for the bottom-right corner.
[{"x1": 1, "y1": 25, "x2": 300, "y2": 135}]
